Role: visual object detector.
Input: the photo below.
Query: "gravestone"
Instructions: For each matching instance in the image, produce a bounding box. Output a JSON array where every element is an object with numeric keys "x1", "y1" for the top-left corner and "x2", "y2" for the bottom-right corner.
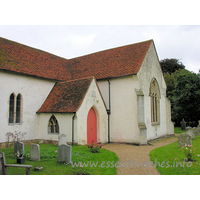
[
  {"x1": 186, "y1": 126, "x2": 191, "y2": 131},
  {"x1": 186, "y1": 127, "x2": 195, "y2": 139},
  {"x1": 14, "y1": 141, "x2": 24, "y2": 158},
  {"x1": 58, "y1": 134, "x2": 67, "y2": 145},
  {"x1": 57, "y1": 144, "x2": 72, "y2": 163},
  {"x1": 180, "y1": 119, "x2": 186, "y2": 131},
  {"x1": 178, "y1": 133, "x2": 192, "y2": 147},
  {"x1": 30, "y1": 144, "x2": 40, "y2": 161},
  {"x1": 192, "y1": 127, "x2": 199, "y2": 135},
  {"x1": 198, "y1": 120, "x2": 200, "y2": 127},
  {"x1": 197, "y1": 121, "x2": 200, "y2": 133}
]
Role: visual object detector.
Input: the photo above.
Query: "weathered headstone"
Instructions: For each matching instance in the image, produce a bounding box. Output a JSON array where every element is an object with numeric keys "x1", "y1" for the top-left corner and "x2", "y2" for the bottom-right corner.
[
  {"x1": 197, "y1": 121, "x2": 200, "y2": 133},
  {"x1": 186, "y1": 126, "x2": 191, "y2": 131},
  {"x1": 180, "y1": 119, "x2": 186, "y2": 131},
  {"x1": 30, "y1": 144, "x2": 40, "y2": 161},
  {"x1": 186, "y1": 127, "x2": 195, "y2": 139},
  {"x1": 58, "y1": 134, "x2": 67, "y2": 145},
  {"x1": 192, "y1": 127, "x2": 199, "y2": 135},
  {"x1": 14, "y1": 141, "x2": 24, "y2": 158},
  {"x1": 178, "y1": 133, "x2": 192, "y2": 147},
  {"x1": 57, "y1": 144, "x2": 72, "y2": 163}
]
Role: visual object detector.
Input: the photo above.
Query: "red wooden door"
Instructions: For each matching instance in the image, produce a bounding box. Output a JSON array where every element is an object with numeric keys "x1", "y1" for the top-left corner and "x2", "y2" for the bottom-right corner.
[{"x1": 87, "y1": 108, "x2": 97, "y2": 145}]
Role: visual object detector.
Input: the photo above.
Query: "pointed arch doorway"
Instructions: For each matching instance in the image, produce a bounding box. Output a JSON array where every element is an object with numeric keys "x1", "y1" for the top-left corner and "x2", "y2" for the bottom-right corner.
[{"x1": 87, "y1": 108, "x2": 97, "y2": 145}]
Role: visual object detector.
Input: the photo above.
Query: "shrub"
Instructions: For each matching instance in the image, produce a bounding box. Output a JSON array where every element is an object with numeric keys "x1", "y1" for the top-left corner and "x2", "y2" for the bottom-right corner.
[
  {"x1": 182, "y1": 144, "x2": 196, "y2": 161},
  {"x1": 88, "y1": 140, "x2": 102, "y2": 153}
]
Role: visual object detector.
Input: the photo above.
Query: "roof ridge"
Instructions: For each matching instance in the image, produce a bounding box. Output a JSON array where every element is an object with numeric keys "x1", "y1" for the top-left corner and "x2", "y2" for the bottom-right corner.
[
  {"x1": 68, "y1": 39, "x2": 153, "y2": 80},
  {"x1": 1, "y1": 37, "x2": 154, "y2": 81},
  {"x1": 59, "y1": 76, "x2": 94, "y2": 83},
  {"x1": 68, "y1": 39, "x2": 153, "y2": 60}
]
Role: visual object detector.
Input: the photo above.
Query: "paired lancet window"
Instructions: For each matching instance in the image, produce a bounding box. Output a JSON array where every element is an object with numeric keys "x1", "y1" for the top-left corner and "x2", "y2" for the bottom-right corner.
[
  {"x1": 48, "y1": 115, "x2": 60, "y2": 134},
  {"x1": 150, "y1": 78, "x2": 160, "y2": 125},
  {"x1": 9, "y1": 93, "x2": 22, "y2": 124}
]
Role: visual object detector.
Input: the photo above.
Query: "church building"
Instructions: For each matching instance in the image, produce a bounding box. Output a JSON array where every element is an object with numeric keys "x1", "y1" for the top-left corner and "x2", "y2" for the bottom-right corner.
[{"x1": 0, "y1": 37, "x2": 174, "y2": 146}]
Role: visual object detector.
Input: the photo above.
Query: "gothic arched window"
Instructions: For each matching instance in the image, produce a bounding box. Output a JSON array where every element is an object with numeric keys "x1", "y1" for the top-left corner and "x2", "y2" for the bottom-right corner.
[
  {"x1": 16, "y1": 94, "x2": 21, "y2": 123},
  {"x1": 8, "y1": 93, "x2": 23, "y2": 124},
  {"x1": 150, "y1": 78, "x2": 160, "y2": 125},
  {"x1": 9, "y1": 93, "x2": 15, "y2": 123},
  {"x1": 48, "y1": 115, "x2": 59, "y2": 134}
]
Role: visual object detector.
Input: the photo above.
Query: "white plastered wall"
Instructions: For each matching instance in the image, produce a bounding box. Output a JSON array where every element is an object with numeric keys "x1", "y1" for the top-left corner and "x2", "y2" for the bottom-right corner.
[
  {"x1": 37, "y1": 113, "x2": 75, "y2": 142},
  {"x1": 0, "y1": 71, "x2": 55, "y2": 143},
  {"x1": 76, "y1": 78, "x2": 108, "y2": 145},
  {"x1": 98, "y1": 76, "x2": 141, "y2": 144},
  {"x1": 137, "y1": 43, "x2": 174, "y2": 141}
]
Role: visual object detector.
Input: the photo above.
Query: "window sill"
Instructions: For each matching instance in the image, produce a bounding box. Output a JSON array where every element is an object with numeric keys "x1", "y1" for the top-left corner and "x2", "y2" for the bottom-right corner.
[
  {"x1": 48, "y1": 132, "x2": 59, "y2": 135},
  {"x1": 151, "y1": 122, "x2": 160, "y2": 126},
  {"x1": 8, "y1": 123, "x2": 22, "y2": 126}
]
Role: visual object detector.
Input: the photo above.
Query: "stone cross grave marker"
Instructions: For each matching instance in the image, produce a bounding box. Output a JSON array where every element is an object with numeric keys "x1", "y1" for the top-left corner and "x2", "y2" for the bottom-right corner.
[
  {"x1": 57, "y1": 144, "x2": 72, "y2": 163},
  {"x1": 178, "y1": 133, "x2": 192, "y2": 147},
  {"x1": 180, "y1": 119, "x2": 186, "y2": 131},
  {"x1": 58, "y1": 134, "x2": 67, "y2": 145},
  {"x1": 30, "y1": 144, "x2": 40, "y2": 161},
  {"x1": 14, "y1": 141, "x2": 24, "y2": 158}
]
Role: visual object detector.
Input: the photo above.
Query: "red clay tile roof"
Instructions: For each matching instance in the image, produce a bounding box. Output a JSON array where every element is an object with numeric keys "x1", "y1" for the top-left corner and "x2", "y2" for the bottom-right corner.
[
  {"x1": 68, "y1": 40, "x2": 153, "y2": 80},
  {"x1": 0, "y1": 37, "x2": 71, "y2": 81},
  {"x1": 0, "y1": 37, "x2": 153, "y2": 81},
  {"x1": 37, "y1": 77, "x2": 93, "y2": 113}
]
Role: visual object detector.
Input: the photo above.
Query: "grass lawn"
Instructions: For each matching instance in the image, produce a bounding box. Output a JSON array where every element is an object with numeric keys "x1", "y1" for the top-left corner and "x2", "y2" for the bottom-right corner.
[
  {"x1": 174, "y1": 127, "x2": 186, "y2": 134},
  {"x1": 0, "y1": 144, "x2": 118, "y2": 175},
  {"x1": 150, "y1": 134, "x2": 200, "y2": 175}
]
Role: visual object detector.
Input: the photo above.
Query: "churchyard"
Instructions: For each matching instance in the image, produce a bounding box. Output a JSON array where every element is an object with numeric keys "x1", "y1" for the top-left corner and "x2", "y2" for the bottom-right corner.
[
  {"x1": 150, "y1": 124, "x2": 200, "y2": 175},
  {"x1": 0, "y1": 142, "x2": 118, "y2": 175},
  {"x1": 1, "y1": 122, "x2": 200, "y2": 175}
]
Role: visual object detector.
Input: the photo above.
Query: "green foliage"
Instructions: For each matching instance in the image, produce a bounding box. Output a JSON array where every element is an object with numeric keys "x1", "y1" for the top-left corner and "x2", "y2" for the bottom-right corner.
[
  {"x1": 182, "y1": 144, "x2": 196, "y2": 161},
  {"x1": 174, "y1": 127, "x2": 186, "y2": 134},
  {"x1": 160, "y1": 58, "x2": 185, "y2": 74},
  {"x1": 161, "y1": 57, "x2": 200, "y2": 126},
  {"x1": 87, "y1": 140, "x2": 102, "y2": 153},
  {"x1": 164, "y1": 72, "x2": 175, "y2": 98},
  {"x1": 150, "y1": 135, "x2": 200, "y2": 175},
  {"x1": 172, "y1": 71, "x2": 200, "y2": 126}
]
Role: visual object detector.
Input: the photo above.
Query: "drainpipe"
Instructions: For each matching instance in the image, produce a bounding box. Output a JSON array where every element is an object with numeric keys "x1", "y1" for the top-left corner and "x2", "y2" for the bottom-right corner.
[
  {"x1": 72, "y1": 112, "x2": 76, "y2": 145},
  {"x1": 107, "y1": 79, "x2": 111, "y2": 143}
]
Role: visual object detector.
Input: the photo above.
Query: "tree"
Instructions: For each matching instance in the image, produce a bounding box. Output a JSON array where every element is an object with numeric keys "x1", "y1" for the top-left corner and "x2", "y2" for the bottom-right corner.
[
  {"x1": 164, "y1": 72, "x2": 175, "y2": 99},
  {"x1": 160, "y1": 58, "x2": 185, "y2": 74},
  {"x1": 164, "y1": 69, "x2": 190, "y2": 99},
  {"x1": 171, "y1": 71, "x2": 200, "y2": 126},
  {"x1": 197, "y1": 69, "x2": 200, "y2": 78}
]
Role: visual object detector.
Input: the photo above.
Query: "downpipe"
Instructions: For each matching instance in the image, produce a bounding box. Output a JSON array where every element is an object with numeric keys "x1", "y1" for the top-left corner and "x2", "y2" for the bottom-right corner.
[
  {"x1": 72, "y1": 112, "x2": 76, "y2": 145},
  {"x1": 107, "y1": 79, "x2": 111, "y2": 143}
]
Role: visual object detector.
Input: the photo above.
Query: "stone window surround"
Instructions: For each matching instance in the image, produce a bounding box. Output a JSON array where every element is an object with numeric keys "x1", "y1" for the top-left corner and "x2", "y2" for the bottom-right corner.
[
  {"x1": 48, "y1": 115, "x2": 60, "y2": 135},
  {"x1": 149, "y1": 78, "x2": 160, "y2": 126},
  {"x1": 8, "y1": 93, "x2": 23, "y2": 125}
]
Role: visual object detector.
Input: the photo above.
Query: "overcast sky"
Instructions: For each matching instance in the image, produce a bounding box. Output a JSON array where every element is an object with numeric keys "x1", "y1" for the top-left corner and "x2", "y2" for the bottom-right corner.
[
  {"x1": 0, "y1": 25, "x2": 199, "y2": 73},
  {"x1": 1, "y1": 0, "x2": 199, "y2": 195}
]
